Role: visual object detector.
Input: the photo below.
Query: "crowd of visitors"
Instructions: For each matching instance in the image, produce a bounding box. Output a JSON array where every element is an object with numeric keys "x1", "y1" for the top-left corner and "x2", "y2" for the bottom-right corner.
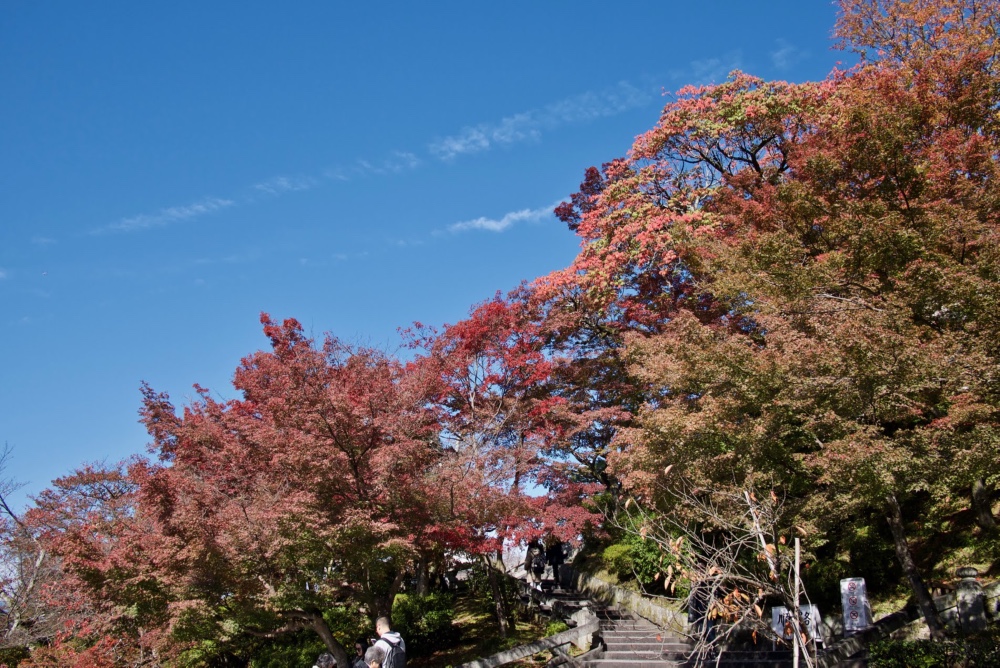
[
  {"x1": 314, "y1": 616, "x2": 406, "y2": 668},
  {"x1": 313, "y1": 540, "x2": 567, "y2": 667}
]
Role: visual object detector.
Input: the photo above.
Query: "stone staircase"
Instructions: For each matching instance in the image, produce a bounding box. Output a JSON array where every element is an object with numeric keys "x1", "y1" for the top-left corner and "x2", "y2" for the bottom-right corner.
[
  {"x1": 587, "y1": 608, "x2": 692, "y2": 668},
  {"x1": 513, "y1": 578, "x2": 809, "y2": 668},
  {"x1": 547, "y1": 584, "x2": 801, "y2": 668}
]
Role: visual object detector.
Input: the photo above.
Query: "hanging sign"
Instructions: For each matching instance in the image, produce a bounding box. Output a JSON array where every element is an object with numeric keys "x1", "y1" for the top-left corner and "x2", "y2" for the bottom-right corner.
[
  {"x1": 771, "y1": 604, "x2": 821, "y2": 642},
  {"x1": 840, "y1": 577, "x2": 873, "y2": 633}
]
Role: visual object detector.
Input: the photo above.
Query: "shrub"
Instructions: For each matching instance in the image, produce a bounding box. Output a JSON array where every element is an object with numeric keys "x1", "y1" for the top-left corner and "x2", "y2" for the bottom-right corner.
[
  {"x1": 601, "y1": 534, "x2": 678, "y2": 594},
  {"x1": 545, "y1": 621, "x2": 570, "y2": 637},
  {"x1": 248, "y1": 632, "x2": 327, "y2": 668},
  {"x1": 869, "y1": 631, "x2": 1000, "y2": 668},
  {"x1": 0, "y1": 646, "x2": 29, "y2": 667},
  {"x1": 392, "y1": 593, "x2": 460, "y2": 657}
]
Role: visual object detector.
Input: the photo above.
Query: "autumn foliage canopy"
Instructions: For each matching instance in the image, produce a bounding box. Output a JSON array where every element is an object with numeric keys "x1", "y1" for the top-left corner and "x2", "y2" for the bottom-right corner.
[{"x1": 4, "y1": 0, "x2": 1000, "y2": 664}]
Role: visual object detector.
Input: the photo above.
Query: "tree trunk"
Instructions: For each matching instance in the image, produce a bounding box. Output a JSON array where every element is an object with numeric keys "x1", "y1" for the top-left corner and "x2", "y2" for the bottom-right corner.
[
  {"x1": 482, "y1": 554, "x2": 511, "y2": 638},
  {"x1": 885, "y1": 494, "x2": 946, "y2": 640},
  {"x1": 971, "y1": 478, "x2": 996, "y2": 531},
  {"x1": 289, "y1": 610, "x2": 351, "y2": 667},
  {"x1": 498, "y1": 549, "x2": 516, "y2": 630},
  {"x1": 371, "y1": 569, "x2": 408, "y2": 618},
  {"x1": 415, "y1": 555, "x2": 430, "y2": 596}
]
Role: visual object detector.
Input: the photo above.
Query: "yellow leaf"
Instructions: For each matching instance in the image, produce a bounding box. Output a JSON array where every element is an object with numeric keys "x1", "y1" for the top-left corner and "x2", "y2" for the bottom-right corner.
[
  {"x1": 754, "y1": 604, "x2": 763, "y2": 618},
  {"x1": 779, "y1": 536, "x2": 786, "y2": 545},
  {"x1": 663, "y1": 464, "x2": 673, "y2": 476}
]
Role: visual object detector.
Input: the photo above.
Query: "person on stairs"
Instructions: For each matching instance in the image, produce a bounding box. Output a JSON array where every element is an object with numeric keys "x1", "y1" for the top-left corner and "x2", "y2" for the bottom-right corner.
[
  {"x1": 545, "y1": 538, "x2": 565, "y2": 586},
  {"x1": 524, "y1": 539, "x2": 545, "y2": 590}
]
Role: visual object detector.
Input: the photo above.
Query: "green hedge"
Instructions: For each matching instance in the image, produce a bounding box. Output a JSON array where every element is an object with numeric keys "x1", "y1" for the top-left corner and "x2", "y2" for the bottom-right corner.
[
  {"x1": 869, "y1": 632, "x2": 1000, "y2": 668},
  {"x1": 392, "y1": 592, "x2": 460, "y2": 657}
]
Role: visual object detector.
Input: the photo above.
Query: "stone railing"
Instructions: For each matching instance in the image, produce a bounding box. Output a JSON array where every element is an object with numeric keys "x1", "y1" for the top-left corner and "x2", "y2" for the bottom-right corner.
[
  {"x1": 455, "y1": 618, "x2": 600, "y2": 668},
  {"x1": 557, "y1": 565, "x2": 687, "y2": 633}
]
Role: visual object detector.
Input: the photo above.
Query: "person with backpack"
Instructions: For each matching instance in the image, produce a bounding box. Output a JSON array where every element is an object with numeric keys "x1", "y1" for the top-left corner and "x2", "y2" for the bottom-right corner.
[
  {"x1": 524, "y1": 540, "x2": 545, "y2": 589},
  {"x1": 364, "y1": 616, "x2": 406, "y2": 668}
]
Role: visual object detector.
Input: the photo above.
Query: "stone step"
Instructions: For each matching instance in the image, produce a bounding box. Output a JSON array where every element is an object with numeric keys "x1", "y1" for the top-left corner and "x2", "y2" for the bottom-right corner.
[
  {"x1": 603, "y1": 638, "x2": 689, "y2": 645},
  {"x1": 603, "y1": 638, "x2": 688, "y2": 645},
  {"x1": 600, "y1": 627, "x2": 681, "y2": 633},
  {"x1": 600, "y1": 622, "x2": 660, "y2": 628},
  {"x1": 603, "y1": 645, "x2": 691, "y2": 654},
  {"x1": 586, "y1": 661, "x2": 794, "y2": 668},
  {"x1": 708, "y1": 663, "x2": 792, "y2": 668},
  {"x1": 584, "y1": 660, "x2": 682, "y2": 668},
  {"x1": 686, "y1": 654, "x2": 795, "y2": 668},
  {"x1": 604, "y1": 645, "x2": 691, "y2": 660},
  {"x1": 601, "y1": 633, "x2": 685, "y2": 641}
]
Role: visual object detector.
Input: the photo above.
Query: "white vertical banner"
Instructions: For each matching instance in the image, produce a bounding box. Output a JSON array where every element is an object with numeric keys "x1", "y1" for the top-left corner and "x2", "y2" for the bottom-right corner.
[{"x1": 840, "y1": 577, "x2": 873, "y2": 633}]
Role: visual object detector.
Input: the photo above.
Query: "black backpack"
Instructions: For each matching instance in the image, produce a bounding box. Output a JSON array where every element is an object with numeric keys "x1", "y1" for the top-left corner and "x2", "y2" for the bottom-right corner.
[{"x1": 376, "y1": 636, "x2": 406, "y2": 668}]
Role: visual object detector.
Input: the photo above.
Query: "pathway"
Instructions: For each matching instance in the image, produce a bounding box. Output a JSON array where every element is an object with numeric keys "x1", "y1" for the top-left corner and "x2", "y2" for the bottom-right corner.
[{"x1": 529, "y1": 578, "x2": 802, "y2": 668}]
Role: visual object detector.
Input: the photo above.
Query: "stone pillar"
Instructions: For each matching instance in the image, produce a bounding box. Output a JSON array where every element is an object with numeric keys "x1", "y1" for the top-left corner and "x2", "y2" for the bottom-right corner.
[
  {"x1": 570, "y1": 607, "x2": 597, "y2": 650},
  {"x1": 955, "y1": 566, "x2": 987, "y2": 634}
]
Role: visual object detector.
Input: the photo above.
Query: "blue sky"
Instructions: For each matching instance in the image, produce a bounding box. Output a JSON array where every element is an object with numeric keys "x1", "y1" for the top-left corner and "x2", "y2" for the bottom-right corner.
[{"x1": 1, "y1": 2, "x2": 848, "y2": 506}]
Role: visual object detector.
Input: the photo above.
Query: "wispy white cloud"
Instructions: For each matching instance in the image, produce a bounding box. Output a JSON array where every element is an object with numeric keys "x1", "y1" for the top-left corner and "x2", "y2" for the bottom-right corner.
[
  {"x1": 0, "y1": 268, "x2": 7, "y2": 279},
  {"x1": 95, "y1": 197, "x2": 235, "y2": 234},
  {"x1": 429, "y1": 82, "x2": 653, "y2": 160},
  {"x1": 30, "y1": 236, "x2": 56, "y2": 246},
  {"x1": 323, "y1": 151, "x2": 422, "y2": 181},
  {"x1": 449, "y1": 202, "x2": 557, "y2": 233},
  {"x1": 380, "y1": 151, "x2": 422, "y2": 173},
  {"x1": 685, "y1": 51, "x2": 743, "y2": 84},
  {"x1": 253, "y1": 175, "x2": 317, "y2": 195},
  {"x1": 324, "y1": 167, "x2": 351, "y2": 181},
  {"x1": 771, "y1": 40, "x2": 808, "y2": 70},
  {"x1": 355, "y1": 151, "x2": 422, "y2": 176},
  {"x1": 91, "y1": 82, "x2": 648, "y2": 237}
]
